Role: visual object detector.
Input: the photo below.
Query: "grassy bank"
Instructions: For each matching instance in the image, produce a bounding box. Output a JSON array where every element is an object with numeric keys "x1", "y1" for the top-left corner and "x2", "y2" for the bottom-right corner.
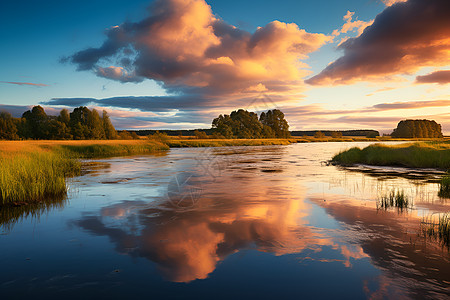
[
  {"x1": 0, "y1": 140, "x2": 169, "y2": 205},
  {"x1": 332, "y1": 142, "x2": 450, "y2": 170}
]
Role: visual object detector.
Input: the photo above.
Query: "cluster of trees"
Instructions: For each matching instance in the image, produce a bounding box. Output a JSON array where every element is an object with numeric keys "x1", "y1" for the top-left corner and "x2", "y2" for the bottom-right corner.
[
  {"x1": 0, "y1": 106, "x2": 120, "y2": 140},
  {"x1": 212, "y1": 109, "x2": 291, "y2": 139},
  {"x1": 391, "y1": 119, "x2": 443, "y2": 138}
]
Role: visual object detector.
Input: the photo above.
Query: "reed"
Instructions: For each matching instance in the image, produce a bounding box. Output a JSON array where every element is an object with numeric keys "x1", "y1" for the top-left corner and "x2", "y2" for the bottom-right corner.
[
  {"x1": 421, "y1": 213, "x2": 450, "y2": 248},
  {"x1": 377, "y1": 190, "x2": 411, "y2": 211},
  {"x1": 438, "y1": 175, "x2": 450, "y2": 198}
]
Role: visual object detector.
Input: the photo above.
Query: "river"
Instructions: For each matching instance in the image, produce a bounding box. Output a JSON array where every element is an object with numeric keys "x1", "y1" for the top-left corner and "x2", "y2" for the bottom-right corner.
[{"x1": 1, "y1": 142, "x2": 449, "y2": 299}]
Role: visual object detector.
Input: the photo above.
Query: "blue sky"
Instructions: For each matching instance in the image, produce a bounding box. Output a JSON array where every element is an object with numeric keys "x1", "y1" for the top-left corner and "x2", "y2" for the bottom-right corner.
[{"x1": 1, "y1": 0, "x2": 449, "y2": 133}]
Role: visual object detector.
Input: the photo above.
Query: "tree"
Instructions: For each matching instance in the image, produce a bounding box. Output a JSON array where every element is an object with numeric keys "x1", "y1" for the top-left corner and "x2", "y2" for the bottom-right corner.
[
  {"x1": 212, "y1": 109, "x2": 291, "y2": 139},
  {"x1": 22, "y1": 105, "x2": 49, "y2": 139},
  {"x1": 46, "y1": 119, "x2": 72, "y2": 140},
  {"x1": 69, "y1": 107, "x2": 90, "y2": 139},
  {"x1": 102, "y1": 110, "x2": 117, "y2": 139},
  {"x1": 331, "y1": 131, "x2": 343, "y2": 138},
  {"x1": 0, "y1": 111, "x2": 19, "y2": 140},
  {"x1": 194, "y1": 130, "x2": 208, "y2": 139},
  {"x1": 230, "y1": 109, "x2": 262, "y2": 138},
  {"x1": 260, "y1": 109, "x2": 291, "y2": 138},
  {"x1": 86, "y1": 109, "x2": 105, "y2": 139},
  {"x1": 58, "y1": 109, "x2": 70, "y2": 125},
  {"x1": 314, "y1": 131, "x2": 325, "y2": 138},
  {"x1": 392, "y1": 120, "x2": 443, "y2": 138},
  {"x1": 212, "y1": 114, "x2": 235, "y2": 138}
]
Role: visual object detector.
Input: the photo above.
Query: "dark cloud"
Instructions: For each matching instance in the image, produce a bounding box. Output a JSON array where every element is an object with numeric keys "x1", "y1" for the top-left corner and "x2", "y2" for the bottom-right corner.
[
  {"x1": 416, "y1": 70, "x2": 450, "y2": 84},
  {"x1": 44, "y1": 95, "x2": 214, "y2": 112},
  {"x1": 307, "y1": 0, "x2": 450, "y2": 85}
]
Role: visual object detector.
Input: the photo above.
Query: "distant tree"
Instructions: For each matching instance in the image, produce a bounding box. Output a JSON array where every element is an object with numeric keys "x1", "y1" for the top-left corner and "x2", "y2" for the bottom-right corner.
[
  {"x1": 118, "y1": 130, "x2": 140, "y2": 140},
  {"x1": 331, "y1": 131, "x2": 343, "y2": 138},
  {"x1": 314, "y1": 131, "x2": 325, "y2": 138},
  {"x1": 194, "y1": 130, "x2": 208, "y2": 139},
  {"x1": 150, "y1": 131, "x2": 169, "y2": 143},
  {"x1": 260, "y1": 109, "x2": 291, "y2": 138},
  {"x1": 366, "y1": 132, "x2": 378, "y2": 138},
  {"x1": 0, "y1": 111, "x2": 19, "y2": 140},
  {"x1": 391, "y1": 120, "x2": 443, "y2": 138}
]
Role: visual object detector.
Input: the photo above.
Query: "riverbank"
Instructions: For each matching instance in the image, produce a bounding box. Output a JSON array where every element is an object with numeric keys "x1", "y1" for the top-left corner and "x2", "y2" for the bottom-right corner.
[
  {"x1": 0, "y1": 140, "x2": 169, "y2": 205},
  {"x1": 331, "y1": 141, "x2": 450, "y2": 170}
]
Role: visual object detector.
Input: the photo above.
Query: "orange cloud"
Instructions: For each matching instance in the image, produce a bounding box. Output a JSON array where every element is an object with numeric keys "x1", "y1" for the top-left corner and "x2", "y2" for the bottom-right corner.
[
  {"x1": 382, "y1": 0, "x2": 407, "y2": 6},
  {"x1": 416, "y1": 70, "x2": 450, "y2": 84},
  {"x1": 332, "y1": 11, "x2": 373, "y2": 37},
  {"x1": 307, "y1": 0, "x2": 450, "y2": 85},
  {"x1": 67, "y1": 0, "x2": 330, "y2": 100}
]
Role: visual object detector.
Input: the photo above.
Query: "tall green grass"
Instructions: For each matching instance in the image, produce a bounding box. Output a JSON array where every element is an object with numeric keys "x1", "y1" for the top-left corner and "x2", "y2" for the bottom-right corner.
[
  {"x1": 0, "y1": 152, "x2": 80, "y2": 205},
  {"x1": 332, "y1": 142, "x2": 450, "y2": 169}
]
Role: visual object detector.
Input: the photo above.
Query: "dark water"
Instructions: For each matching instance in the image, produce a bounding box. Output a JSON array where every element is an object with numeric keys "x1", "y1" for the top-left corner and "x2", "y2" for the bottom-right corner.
[{"x1": 1, "y1": 142, "x2": 449, "y2": 299}]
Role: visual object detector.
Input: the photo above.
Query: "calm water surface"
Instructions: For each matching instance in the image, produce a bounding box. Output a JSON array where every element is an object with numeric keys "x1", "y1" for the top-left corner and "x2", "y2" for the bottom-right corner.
[{"x1": 1, "y1": 142, "x2": 449, "y2": 299}]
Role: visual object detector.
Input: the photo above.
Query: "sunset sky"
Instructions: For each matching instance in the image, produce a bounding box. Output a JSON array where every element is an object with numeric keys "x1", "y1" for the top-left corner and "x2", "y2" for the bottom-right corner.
[{"x1": 1, "y1": 0, "x2": 449, "y2": 133}]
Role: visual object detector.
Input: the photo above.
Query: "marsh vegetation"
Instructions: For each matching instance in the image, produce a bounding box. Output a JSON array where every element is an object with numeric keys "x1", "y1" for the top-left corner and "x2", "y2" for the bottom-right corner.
[
  {"x1": 332, "y1": 142, "x2": 450, "y2": 169},
  {"x1": 0, "y1": 140, "x2": 169, "y2": 205},
  {"x1": 422, "y1": 214, "x2": 450, "y2": 248},
  {"x1": 377, "y1": 189, "x2": 412, "y2": 211}
]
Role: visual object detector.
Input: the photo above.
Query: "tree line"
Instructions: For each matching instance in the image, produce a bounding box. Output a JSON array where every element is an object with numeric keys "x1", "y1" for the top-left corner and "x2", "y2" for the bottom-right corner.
[
  {"x1": 212, "y1": 109, "x2": 291, "y2": 139},
  {"x1": 0, "y1": 106, "x2": 121, "y2": 140},
  {"x1": 391, "y1": 119, "x2": 443, "y2": 138}
]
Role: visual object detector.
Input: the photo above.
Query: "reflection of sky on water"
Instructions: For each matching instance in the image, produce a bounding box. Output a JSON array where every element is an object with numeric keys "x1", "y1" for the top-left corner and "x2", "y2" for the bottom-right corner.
[{"x1": 1, "y1": 142, "x2": 449, "y2": 299}]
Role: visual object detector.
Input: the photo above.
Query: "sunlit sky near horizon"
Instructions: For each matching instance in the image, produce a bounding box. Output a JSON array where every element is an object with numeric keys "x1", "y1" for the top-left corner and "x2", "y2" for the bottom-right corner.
[{"x1": 0, "y1": 0, "x2": 449, "y2": 133}]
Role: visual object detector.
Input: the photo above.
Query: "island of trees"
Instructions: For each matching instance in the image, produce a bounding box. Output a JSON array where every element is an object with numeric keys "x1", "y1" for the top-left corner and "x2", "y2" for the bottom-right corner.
[
  {"x1": 391, "y1": 119, "x2": 443, "y2": 138},
  {"x1": 0, "y1": 106, "x2": 123, "y2": 140}
]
